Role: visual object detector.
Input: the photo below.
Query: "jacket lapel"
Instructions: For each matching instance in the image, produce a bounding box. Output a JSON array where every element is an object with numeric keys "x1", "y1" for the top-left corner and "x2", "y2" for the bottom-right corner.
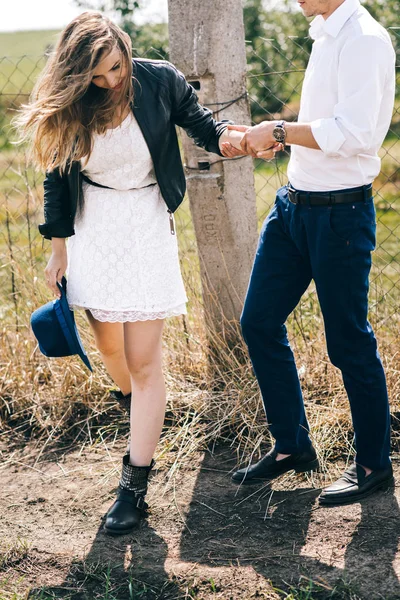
[{"x1": 131, "y1": 61, "x2": 157, "y2": 163}]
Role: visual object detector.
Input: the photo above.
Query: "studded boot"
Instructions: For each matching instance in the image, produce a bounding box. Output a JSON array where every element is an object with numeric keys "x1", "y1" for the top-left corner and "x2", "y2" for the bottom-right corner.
[{"x1": 104, "y1": 454, "x2": 154, "y2": 535}]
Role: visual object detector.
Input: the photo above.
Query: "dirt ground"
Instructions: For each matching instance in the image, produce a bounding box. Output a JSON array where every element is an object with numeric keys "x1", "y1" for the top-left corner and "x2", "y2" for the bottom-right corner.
[{"x1": 1, "y1": 442, "x2": 400, "y2": 600}]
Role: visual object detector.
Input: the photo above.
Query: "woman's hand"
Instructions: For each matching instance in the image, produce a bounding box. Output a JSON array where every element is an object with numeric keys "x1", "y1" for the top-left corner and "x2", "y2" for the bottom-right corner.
[
  {"x1": 44, "y1": 238, "x2": 67, "y2": 298},
  {"x1": 221, "y1": 125, "x2": 283, "y2": 160},
  {"x1": 219, "y1": 127, "x2": 249, "y2": 158},
  {"x1": 220, "y1": 141, "x2": 246, "y2": 158},
  {"x1": 228, "y1": 124, "x2": 284, "y2": 159}
]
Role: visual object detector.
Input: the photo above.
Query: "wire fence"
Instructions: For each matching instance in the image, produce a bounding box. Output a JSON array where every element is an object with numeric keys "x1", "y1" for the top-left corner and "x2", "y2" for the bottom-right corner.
[
  {"x1": 0, "y1": 31, "x2": 399, "y2": 347},
  {"x1": 245, "y1": 29, "x2": 400, "y2": 346}
]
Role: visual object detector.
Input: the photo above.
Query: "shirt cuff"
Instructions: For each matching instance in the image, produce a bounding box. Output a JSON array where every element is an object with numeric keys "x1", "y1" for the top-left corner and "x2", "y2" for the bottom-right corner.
[{"x1": 310, "y1": 118, "x2": 346, "y2": 156}]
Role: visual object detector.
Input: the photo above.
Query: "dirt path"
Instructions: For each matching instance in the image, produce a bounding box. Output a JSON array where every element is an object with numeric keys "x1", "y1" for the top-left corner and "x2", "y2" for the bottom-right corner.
[{"x1": 1, "y1": 444, "x2": 400, "y2": 599}]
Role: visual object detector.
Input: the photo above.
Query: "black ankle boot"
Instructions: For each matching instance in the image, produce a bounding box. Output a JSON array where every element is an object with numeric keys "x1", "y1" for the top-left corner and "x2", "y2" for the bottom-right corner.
[
  {"x1": 109, "y1": 389, "x2": 131, "y2": 413},
  {"x1": 104, "y1": 454, "x2": 154, "y2": 536}
]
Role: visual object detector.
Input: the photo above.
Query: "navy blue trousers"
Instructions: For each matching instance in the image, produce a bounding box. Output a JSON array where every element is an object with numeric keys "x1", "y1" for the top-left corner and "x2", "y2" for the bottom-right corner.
[{"x1": 241, "y1": 185, "x2": 391, "y2": 470}]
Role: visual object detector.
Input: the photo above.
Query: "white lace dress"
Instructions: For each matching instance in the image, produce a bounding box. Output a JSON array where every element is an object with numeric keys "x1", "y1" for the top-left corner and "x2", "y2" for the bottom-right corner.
[{"x1": 66, "y1": 112, "x2": 187, "y2": 322}]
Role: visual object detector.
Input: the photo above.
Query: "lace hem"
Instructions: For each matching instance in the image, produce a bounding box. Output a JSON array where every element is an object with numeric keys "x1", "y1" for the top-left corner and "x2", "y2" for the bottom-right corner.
[{"x1": 70, "y1": 304, "x2": 187, "y2": 322}]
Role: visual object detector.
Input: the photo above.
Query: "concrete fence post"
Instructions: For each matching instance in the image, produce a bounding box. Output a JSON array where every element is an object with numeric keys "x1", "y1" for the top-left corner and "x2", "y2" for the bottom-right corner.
[{"x1": 168, "y1": 0, "x2": 258, "y2": 346}]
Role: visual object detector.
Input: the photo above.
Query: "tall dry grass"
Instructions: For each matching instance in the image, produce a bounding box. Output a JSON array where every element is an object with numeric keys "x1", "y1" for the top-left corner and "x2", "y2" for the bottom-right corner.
[
  {"x1": 2, "y1": 247, "x2": 400, "y2": 475},
  {"x1": 1, "y1": 115, "x2": 400, "y2": 475}
]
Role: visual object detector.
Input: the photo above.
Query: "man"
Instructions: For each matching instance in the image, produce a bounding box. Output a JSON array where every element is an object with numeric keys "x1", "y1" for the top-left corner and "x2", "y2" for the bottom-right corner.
[{"x1": 227, "y1": 0, "x2": 396, "y2": 504}]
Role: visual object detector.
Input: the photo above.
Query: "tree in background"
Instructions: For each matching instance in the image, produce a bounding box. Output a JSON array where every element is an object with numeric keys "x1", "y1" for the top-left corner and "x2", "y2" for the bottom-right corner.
[
  {"x1": 245, "y1": 0, "x2": 399, "y2": 121},
  {"x1": 74, "y1": 0, "x2": 169, "y2": 58},
  {"x1": 244, "y1": 0, "x2": 312, "y2": 120}
]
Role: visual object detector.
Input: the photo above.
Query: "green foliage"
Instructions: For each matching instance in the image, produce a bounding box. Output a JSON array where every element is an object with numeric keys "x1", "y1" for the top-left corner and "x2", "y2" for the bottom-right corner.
[
  {"x1": 132, "y1": 22, "x2": 168, "y2": 60},
  {"x1": 244, "y1": 0, "x2": 399, "y2": 121},
  {"x1": 74, "y1": 0, "x2": 140, "y2": 36},
  {"x1": 244, "y1": 1, "x2": 311, "y2": 120},
  {"x1": 363, "y1": 0, "x2": 399, "y2": 27}
]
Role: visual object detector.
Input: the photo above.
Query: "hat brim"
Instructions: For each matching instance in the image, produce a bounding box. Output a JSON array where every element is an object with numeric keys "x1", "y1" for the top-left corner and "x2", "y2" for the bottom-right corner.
[{"x1": 55, "y1": 282, "x2": 93, "y2": 372}]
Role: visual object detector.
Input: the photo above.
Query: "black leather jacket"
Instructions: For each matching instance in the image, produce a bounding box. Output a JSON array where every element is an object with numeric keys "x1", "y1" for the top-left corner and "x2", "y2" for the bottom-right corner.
[{"x1": 39, "y1": 58, "x2": 230, "y2": 240}]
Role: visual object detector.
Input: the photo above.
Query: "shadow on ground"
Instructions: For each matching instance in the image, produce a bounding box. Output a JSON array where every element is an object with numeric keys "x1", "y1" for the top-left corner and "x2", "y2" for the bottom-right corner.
[
  {"x1": 4, "y1": 446, "x2": 400, "y2": 599},
  {"x1": 178, "y1": 448, "x2": 400, "y2": 598}
]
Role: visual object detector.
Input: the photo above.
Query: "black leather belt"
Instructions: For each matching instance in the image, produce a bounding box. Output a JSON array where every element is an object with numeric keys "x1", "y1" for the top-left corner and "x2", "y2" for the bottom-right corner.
[
  {"x1": 81, "y1": 173, "x2": 113, "y2": 189},
  {"x1": 287, "y1": 184, "x2": 373, "y2": 206},
  {"x1": 81, "y1": 173, "x2": 156, "y2": 191}
]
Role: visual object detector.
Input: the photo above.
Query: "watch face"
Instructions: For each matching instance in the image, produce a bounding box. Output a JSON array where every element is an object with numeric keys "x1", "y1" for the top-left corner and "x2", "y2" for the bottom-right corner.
[{"x1": 273, "y1": 126, "x2": 285, "y2": 143}]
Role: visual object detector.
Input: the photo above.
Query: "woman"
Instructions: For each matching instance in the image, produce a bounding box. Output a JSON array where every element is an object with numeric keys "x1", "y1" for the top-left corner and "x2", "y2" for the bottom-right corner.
[{"x1": 17, "y1": 11, "x2": 243, "y2": 535}]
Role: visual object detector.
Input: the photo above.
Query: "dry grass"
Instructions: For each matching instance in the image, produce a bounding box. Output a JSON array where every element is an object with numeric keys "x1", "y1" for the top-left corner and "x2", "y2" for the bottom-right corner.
[
  {"x1": 2, "y1": 256, "x2": 400, "y2": 477},
  {"x1": 1, "y1": 132, "x2": 400, "y2": 476}
]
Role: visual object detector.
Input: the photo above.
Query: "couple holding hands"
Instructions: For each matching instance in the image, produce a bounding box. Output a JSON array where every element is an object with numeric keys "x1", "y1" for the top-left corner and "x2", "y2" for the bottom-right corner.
[{"x1": 20, "y1": 0, "x2": 395, "y2": 535}]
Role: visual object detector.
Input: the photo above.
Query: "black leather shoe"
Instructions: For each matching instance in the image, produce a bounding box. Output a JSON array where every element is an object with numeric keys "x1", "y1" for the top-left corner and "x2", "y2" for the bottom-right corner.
[
  {"x1": 319, "y1": 463, "x2": 394, "y2": 506},
  {"x1": 231, "y1": 446, "x2": 319, "y2": 485},
  {"x1": 104, "y1": 487, "x2": 148, "y2": 535}
]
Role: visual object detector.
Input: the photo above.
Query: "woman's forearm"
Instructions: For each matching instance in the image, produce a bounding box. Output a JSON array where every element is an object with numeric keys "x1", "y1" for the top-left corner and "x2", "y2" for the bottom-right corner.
[
  {"x1": 51, "y1": 237, "x2": 67, "y2": 254},
  {"x1": 219, "y1": 128, "x2": 245, "y2": 151}
]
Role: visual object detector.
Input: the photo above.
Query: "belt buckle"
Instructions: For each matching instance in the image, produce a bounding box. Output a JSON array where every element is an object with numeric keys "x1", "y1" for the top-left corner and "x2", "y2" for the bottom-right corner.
[{"x1": 288, "y1": 186, "x2": 299, "y2": 205}]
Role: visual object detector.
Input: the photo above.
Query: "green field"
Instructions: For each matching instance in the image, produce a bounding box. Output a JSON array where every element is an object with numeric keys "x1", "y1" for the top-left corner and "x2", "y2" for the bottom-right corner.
[
  {"x1": 0, "y1": 29, "x2": 60, "y2": 56},
  {"x1": 0, "y1": 30, "x2": 61, "y2": 98}
]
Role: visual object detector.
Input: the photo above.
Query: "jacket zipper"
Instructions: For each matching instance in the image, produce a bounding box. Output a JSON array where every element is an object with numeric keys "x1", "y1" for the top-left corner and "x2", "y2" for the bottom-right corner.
[{"x1": 168, "y1": 210, "x2": 176, "y2": 235}]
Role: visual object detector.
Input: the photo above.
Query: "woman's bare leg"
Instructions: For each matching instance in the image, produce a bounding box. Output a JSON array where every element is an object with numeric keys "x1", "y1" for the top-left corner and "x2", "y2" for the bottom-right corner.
[
  {"x1": 85, "y1": 310, "x2": 131, "y2": 395},
  {"x1": 123, "y1": 319, "x2": 165, "y2": 466}
]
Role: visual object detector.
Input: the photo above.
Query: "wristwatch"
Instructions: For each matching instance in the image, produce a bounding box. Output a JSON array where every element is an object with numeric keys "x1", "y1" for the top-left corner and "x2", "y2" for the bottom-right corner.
[{"x1": 272, "y1": 120, "x2": 287, "y2": 148}]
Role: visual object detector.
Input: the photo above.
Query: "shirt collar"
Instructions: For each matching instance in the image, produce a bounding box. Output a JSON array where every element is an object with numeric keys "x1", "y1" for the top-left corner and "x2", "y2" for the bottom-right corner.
[{"x1": 309, "y1": 0, "x2": 360, "y2": 40}]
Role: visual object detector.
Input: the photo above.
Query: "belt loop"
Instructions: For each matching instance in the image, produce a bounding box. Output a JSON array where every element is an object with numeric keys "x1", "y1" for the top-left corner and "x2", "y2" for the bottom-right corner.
[
  {"x1": 306, "y1": 191, "x2": 310, "y2": 207},
  {"x1": 363, "y1": 185, "x2": 369, "y2": 204}
]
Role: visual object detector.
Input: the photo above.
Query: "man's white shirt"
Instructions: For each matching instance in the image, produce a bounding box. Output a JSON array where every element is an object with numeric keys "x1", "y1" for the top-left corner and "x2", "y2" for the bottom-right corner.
[{"x1": 287, "y1": 0, "x2": 396, "y2": 192}]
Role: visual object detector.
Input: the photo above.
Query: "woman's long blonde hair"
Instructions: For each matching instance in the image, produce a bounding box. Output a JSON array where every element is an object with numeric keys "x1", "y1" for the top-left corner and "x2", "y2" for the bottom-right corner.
[{"x1": 15, "y1": 11, "x2": 134, "y2": 174}]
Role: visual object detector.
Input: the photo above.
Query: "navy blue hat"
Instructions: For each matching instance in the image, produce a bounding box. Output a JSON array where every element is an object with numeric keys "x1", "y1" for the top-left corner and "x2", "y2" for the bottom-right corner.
[{"x1": 31, "y1": 277, "x2": 92, "y2": 372}]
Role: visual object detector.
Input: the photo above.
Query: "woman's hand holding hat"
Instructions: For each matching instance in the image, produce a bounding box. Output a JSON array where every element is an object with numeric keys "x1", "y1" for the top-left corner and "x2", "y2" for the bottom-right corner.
[{"x1": 44, "y1": 238, "x2": 68, "y2": 299}]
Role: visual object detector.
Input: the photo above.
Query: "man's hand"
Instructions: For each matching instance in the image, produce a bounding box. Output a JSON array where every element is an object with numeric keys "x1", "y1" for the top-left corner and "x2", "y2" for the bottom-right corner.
[{"x1": 227, "y1": 124, "x2": 282, "y2": 160}]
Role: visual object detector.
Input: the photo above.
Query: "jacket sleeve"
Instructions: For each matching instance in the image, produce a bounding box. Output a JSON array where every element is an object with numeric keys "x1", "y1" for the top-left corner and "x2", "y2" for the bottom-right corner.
[
  {"x1": 38, "y1": 167, "x2": 75, "y2": 240},
  {"x1": 166, "y1": 62, "x2": 232, "y2": 156}
]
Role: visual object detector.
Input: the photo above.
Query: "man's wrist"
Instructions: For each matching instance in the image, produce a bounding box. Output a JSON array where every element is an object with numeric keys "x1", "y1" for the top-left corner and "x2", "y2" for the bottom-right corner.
[
  {"x1": 285, "y1": 121, "x2": 304, "y2": 146},
  {"x1": 284, "y1": 121, "x2": 292, "y2": 146}
]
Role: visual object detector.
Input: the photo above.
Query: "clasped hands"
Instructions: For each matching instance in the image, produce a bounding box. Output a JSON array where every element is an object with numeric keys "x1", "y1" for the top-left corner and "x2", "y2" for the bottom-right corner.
[{"x1": 219, "y1": 121, "x2": 283, "y2": 160}]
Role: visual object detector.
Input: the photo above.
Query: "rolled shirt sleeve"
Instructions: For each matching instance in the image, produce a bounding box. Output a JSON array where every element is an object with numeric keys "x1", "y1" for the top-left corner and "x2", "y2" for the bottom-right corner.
[{"x1": 310, "y1": 35, "x2": 395, "y2": 158}]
